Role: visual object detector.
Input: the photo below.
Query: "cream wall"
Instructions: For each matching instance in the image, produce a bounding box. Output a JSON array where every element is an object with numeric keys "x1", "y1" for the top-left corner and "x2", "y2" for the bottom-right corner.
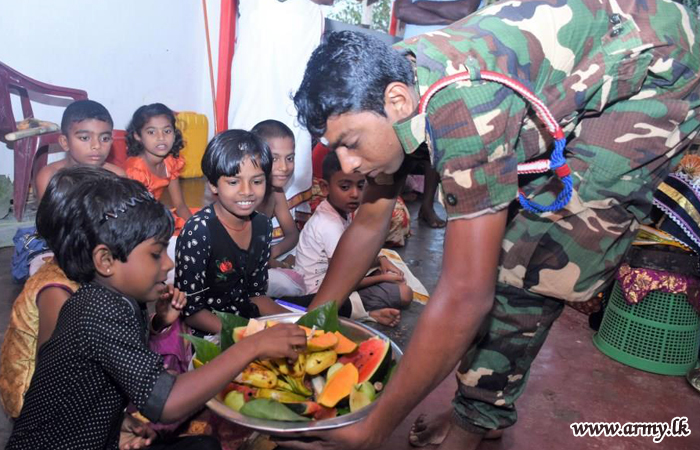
[{"x1": 0, "y1": 0, "x2": 222, "y2": 180}]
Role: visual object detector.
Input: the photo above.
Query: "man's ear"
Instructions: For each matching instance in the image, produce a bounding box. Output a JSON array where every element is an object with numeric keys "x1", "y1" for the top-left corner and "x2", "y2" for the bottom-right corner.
[
  {"x1": 58, "y1": 134, "x2": 70, "y2": 152},
  {"x1": 384, "y1": 82, "x2": 418, "y2": 122},
  {"x1": 93, "y1": 244, "x2": 116, "y2": 278},
  {"x1": 319, "y1": 179, "x2": 329, "y2": 197}
]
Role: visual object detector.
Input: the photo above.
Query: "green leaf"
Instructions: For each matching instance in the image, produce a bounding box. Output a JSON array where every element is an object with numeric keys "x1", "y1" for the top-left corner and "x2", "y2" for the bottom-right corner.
[
  {"x1": 181, "y1": 334, "x2": 221, "y2": 364},
  {"x1": 214, "y1": 311, "x2": 249, "y2": 351},
  {"x1": 336, "y1": 406, "x2": 351, "y2": 416},
  {"x1": 239, "y1": 399, "x2": 310, "y2": 422},
  {"x1": 295, "y1": 302, "x2": 340, "y2": 332}
]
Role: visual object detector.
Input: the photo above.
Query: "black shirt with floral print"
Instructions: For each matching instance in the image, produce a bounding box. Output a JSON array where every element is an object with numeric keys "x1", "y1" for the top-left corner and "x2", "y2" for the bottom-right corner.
[{"x1": 175, "y1": 205, "x2": 271, "y2": 333}]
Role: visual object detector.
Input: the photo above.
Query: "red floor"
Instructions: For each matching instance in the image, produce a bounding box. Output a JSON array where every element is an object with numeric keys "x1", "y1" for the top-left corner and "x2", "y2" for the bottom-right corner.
[{"x1": 381, "y1": 307, "x2": 700, "y2": 450}]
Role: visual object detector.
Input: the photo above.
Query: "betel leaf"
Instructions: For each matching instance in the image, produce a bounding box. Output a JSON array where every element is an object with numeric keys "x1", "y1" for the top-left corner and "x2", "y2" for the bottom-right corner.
[
  {"x1": 181, "y1": 334, "x2": 221, "y2": 364},
  {"x1": 295, "y1": 302, "x2": 340, "y2": 332},
  {"x1": 239, "y1": 399, "x2": 310, "y2": 422},
  {"x1": 214, "y1": 310, "x2": 249, "y2": 351}
]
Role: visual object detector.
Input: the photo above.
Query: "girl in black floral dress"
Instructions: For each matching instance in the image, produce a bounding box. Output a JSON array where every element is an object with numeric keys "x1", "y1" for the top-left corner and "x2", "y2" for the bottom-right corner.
[{"x1": 176, "y1": 130, "x2": 290, "y2": 336}]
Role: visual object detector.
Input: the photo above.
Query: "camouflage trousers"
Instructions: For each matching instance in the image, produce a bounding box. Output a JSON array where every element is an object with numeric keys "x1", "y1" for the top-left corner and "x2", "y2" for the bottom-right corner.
[{"x1": 452, "y1": 283, "x2": 565, "y2": 433}]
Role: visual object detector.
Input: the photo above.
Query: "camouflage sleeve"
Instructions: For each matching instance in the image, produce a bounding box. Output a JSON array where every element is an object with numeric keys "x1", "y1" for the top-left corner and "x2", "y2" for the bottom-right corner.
[{"x1": 428, "y1": 80, "x2": 526, "y2": 220}]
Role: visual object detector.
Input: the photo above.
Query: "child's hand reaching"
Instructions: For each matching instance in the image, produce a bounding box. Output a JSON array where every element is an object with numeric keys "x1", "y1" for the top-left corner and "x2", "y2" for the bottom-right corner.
[
  {"x1": 379, "y1": 256, "x2": 404, "y2": 279},
  {"x1": 242, "y1": 324, "x2": 307, "y2": 361},
  {"x1": 380, "y1": 272, "x2": 405, "y2": 284},
  {"x1": 152, "y1": 285, "x2": 187, "y2": 333}
]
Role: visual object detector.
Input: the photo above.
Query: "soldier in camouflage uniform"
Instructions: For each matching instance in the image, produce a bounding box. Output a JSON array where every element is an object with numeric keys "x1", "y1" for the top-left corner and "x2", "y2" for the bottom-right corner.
[{"x1": 286, "y1": 1, "x2": 700, "y2": 449}]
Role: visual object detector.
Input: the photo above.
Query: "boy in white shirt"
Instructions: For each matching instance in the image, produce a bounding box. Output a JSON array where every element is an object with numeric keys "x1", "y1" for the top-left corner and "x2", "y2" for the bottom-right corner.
[{"x1": 295, "y1": 152, "x2": 412, "y2": 326}]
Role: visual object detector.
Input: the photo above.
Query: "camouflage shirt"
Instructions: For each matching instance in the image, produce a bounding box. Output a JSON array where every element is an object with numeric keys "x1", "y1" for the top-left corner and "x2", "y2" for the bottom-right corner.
[{"x1": 393, "y1": 0, "x2": 700, "y2": 301}]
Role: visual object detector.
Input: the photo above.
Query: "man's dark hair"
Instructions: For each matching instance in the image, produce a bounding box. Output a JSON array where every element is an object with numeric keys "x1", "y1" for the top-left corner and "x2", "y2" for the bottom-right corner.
[
  {"x1": 60, "y1": 99, "x2": 114, "y2": 135},
  {"x1": 126, "y1": 103, "x2": 185, "y2": 157},
  {"x1": 294, "y1": 31, "x2": 414, "y2": 138},
  {"x1": 201, "y1": 129, "x2": 272, "y2": 186},
  {"x1": 322, "y1": 150, "x2": 343, "y2": 182},
  {"x1": 38, "y1": 169, "x2": 174, "y2": 283},
  {"x1": 251, "y1": 119, "x2": 295, "y2": 145}
]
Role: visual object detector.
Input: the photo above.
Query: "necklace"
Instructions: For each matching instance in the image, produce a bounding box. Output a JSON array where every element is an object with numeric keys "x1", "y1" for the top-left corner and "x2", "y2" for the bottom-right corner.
[{"x1": 215, "y1": 203, "x2": 251, "y2": 232}]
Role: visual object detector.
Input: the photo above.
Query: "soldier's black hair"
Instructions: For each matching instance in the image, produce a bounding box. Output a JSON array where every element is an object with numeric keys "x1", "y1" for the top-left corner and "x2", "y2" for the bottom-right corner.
[
  {"x1": 294, "y1": 31, "x2": 414, "y2": 138},
  {"x1": 38, "y1": 168, "x2": 174, "y2": 283},
  {"x1": 60, "y1": 99, "x2": 113, "y2": 135},
  {"x1": 201, "y1": 129, "x2": 272, "y2": 186}
]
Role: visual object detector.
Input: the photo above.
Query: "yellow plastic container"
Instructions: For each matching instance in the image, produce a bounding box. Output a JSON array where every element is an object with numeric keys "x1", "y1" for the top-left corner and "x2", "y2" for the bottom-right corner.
[{"x1": 176, "y1": 112, "x2": 209, "y2": 179}]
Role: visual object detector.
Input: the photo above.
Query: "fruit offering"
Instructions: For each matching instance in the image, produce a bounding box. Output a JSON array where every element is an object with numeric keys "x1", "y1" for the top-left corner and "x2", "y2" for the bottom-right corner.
[{"x1": 185, "y1": 303, "x2": 396, "y2": 422}]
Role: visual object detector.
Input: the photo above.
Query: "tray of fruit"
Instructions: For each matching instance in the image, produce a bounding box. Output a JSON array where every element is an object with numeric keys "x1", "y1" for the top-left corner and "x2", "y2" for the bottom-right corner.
[{"x1": 185, "y1": 304, "x2": 402, "y2": 433}]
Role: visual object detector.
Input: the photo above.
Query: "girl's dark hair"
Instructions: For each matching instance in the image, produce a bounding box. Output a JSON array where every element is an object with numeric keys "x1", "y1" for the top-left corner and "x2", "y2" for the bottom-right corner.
[
  {"x1": 126, "y1": 103, "x2": 184, "y2": 158},
  {"x1": 38, "y1": 168, "x2": 174, "y2": 283},
  {"x1": 294, "y1": 31, "x2": 414, "y2": 138},
  {"x1": 201, "y1": 129, "x2": 272, "y2": 186},
  {"x1": 37, "y1": 166, "x2": 121, "y2": 254}
]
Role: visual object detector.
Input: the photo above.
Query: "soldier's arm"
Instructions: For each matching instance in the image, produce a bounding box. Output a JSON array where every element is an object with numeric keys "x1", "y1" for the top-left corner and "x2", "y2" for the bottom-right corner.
[
  {"x1": 359, "y1": 210, "x2": 507, "y2": 443},
  {"x1": 308, "y1": 175, "x2": 404, "y2": 310}
]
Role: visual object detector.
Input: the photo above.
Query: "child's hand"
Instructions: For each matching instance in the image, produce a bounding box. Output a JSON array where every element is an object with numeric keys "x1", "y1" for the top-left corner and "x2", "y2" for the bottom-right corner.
[
  {"x1": 119, "y1": 413, "x2": 156, "y2": 449},
  {"x1": 381, "y1": 272, "x2": 405, "y2": 284},
  {"x1": 153, "y1": 285, "x2": 186, "y2": 332},
  {"x1": 243, "y1": 323, "x2": 307, "y2": 361},
  {"x1": 379, "y1": 257, "x2": 404, "y2": 278}
]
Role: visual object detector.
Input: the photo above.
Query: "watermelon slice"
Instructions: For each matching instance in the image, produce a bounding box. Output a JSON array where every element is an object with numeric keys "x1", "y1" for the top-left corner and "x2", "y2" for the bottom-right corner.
[{"x1": 338, "y1": 337, "x2": 392, "y2": 384}]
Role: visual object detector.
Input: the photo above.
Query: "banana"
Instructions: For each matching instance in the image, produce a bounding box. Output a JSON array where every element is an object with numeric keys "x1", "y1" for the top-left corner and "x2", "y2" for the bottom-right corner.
[
  {"x1": 305, "y1": 350, "x2": 338, "y2": 376},
  {"x1": 239, "y1": 362, "x2": 278, "y2": 389},
  {"x1": 286, "y1": 376, "x2": 313, "y2": 397},
  {"x1": 255, "y1": 388, "x2": 308, "y2": 403},
  {"x1": 290, "y1": 353, "x2": 306, "y2": 378}
]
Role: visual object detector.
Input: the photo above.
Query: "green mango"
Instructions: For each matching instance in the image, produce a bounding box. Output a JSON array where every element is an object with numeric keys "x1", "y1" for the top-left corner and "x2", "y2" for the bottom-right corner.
[{"x1": 305, "y1": 350, "x2": 337, "y2": 376}]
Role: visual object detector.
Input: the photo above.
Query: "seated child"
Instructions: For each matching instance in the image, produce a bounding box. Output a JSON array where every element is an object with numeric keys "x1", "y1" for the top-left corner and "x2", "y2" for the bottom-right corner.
[
  {"x1": 295, "y1": 152, "x2": 413, "y2": 327},
  {"x1": 7, "y1": 172, "x2": 306, "y2": 450},
  {"x1": 0, "y1": 167, "x2": 107, "y2": 418},
  {"x1": 125, "y1": 103, "x2": 193, "y2": 228},
  {"x1": 24, "y1": 100, "x2": 126, "y2": 280},
  {"x1": 176, "y1": 130, "x2": 289, "y2": 336},
  {"x1": 34, "y1": 99, "x2": 125, "y2": 202},
  {"x1": 251, "y1": 120, "x2": 304, "y2": 297}
]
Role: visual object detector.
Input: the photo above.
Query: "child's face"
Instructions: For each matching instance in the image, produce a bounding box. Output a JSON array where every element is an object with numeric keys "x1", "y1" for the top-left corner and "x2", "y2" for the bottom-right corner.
[
  {"x1": 135, "y1": 115, "x2": 175, "y2": 159},
  {"x1": 323, "y1": 170, "x2": 365, "y2": 215},
  {"x1": 268, "y1": 137, "x2": 295, "y2": 189},
  {"x1": 59, "y1": 119, "x2": 113, "y2": 167},
  {"x1": 211, "y1": 156, "x2": 267, "y2": 218},
  {"x1": 109, "y1": 238, "x2": 172, "y2": 302}
]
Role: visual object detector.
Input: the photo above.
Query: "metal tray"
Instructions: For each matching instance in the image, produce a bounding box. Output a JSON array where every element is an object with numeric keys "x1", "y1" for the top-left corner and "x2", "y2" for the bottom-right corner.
[{"x1": 204, "y1": 312, "x2": 402, "y2": 433}]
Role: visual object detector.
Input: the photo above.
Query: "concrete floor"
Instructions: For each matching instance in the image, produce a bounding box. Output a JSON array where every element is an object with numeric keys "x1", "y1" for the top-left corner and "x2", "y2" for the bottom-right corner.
[{"x1": 0, "y1": 178, "x2": 699, "y2": 449}]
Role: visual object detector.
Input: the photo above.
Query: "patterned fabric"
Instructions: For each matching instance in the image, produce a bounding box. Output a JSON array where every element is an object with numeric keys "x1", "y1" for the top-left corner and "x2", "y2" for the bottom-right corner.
[
  {"x1": 175, "y1": 206, "x2": 269, "y2": 333},
  {"x1": 616, "y1": 263, "x2": 700, "y2": 314},
  {"x1": 7, "y1": 283, "x2": 175, "y2": 450},
  {"x1": 124, "y1": 155, "x2": 185, "y2": 201},
  {"x1": 654, "y1": 171, "x2": 700, "y2": 254},
  {"x1": 394, "y1": 0, "x2": 700, "y2": 302},
  {"x1": 453, "y1": 283, "x2": 564, "y2": 432},
  {"x1": 0, "y1": 260, "x2": 78, "y2": 418}
]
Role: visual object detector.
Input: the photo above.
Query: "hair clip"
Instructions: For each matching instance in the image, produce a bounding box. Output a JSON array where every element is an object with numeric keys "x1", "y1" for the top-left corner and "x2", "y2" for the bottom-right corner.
[{"x1": 99, "y1": 192, "x2": 157, "y2": 225}]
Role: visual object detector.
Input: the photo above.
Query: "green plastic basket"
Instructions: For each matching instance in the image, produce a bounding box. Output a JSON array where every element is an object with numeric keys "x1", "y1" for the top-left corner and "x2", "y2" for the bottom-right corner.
[{"x1": 593, "y1": 281, "x2": 700, "y2": 375}]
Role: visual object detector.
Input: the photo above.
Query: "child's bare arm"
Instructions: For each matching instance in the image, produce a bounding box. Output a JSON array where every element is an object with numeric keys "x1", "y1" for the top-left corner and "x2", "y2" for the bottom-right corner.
[
  {"x1": 270, "y1": 192, "x2": 299, "y2": 259},
  {"x1": 250, "y1": 295, "x2": 290, "y2": 315},
  {"x1": 36, "y1": 286, "x2": 72, "y2": 348},
  {"x1": 34, "y1": 164, "x2": 60, "y2": 203},
  {"x1": 167, "y1": 178, "x2": 192, "y2": 220},
  {"x1": 160, "y1": 323, "x2": 306, "y2": 422},
  {"x1": 183, "y1": 309, "x2": 222, "y2": 334}
]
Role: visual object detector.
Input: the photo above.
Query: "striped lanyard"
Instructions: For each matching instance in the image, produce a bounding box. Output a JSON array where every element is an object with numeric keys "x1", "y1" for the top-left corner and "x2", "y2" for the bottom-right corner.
[{"x1": 419, "y1": 70, "x2": 573, "y2": 214}]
